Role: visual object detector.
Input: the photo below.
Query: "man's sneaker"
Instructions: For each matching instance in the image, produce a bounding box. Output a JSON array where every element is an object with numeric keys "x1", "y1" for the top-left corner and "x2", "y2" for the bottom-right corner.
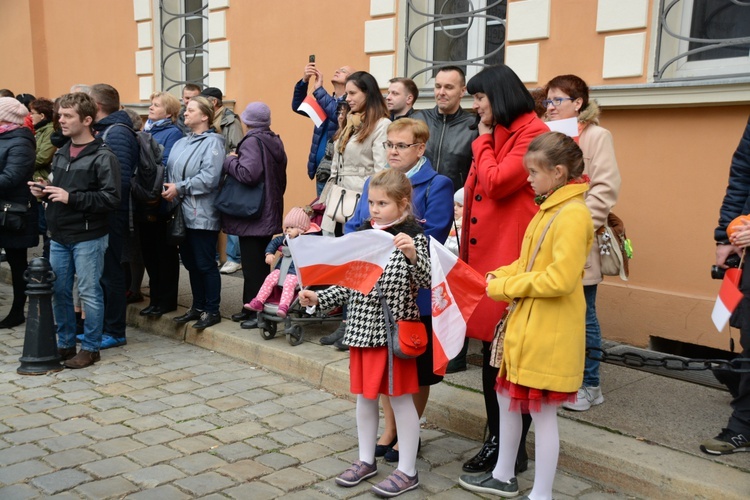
[
  {"x1": 700, "y1": 428, "x2": 750, "y2": 455},
  {"x1": 335, "y1": 460, "x2": 377, "y2": 487},
  {"x1": 100, "y1": 334, "x2": 127, "y2": 349},
  {"x1": 371, "y1": 470, "x2": 419, "y2": 497},
  {"x1": 321, "y1": 322, "x2": 346, "y2": 345},
  {"x1": 458, "y1": 472, "x2": 519, "y2": 497},
  {"x1": 562, "y1": 385, "x2": 604, "y2": 411},
  {"x1": 219, "y1": 261, "x2": 242, "y2": 274}
]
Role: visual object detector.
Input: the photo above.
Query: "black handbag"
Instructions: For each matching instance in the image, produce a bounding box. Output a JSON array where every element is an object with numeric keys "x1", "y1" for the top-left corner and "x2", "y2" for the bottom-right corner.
[
  {"x1": 165, "y1": 203, "x2": 186, "y2": 245},
  {"x1": 165, "y1": 147, "x2": 196, "y2": 245},
  {"x1": 214, "y1": 136, "x2": 266, "y2": 219},
  {"x1": 0, "y1": 200, "x2": 29, "y2": 232}
]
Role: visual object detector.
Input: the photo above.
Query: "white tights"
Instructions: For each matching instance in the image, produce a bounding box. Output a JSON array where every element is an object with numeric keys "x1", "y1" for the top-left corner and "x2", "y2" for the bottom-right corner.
[
  {"x1": 356, "y1": 394, "x2": 419, "y2": 476},
  {"x1": 493, "y1": 392, "x2": 559, "y2": 500}
]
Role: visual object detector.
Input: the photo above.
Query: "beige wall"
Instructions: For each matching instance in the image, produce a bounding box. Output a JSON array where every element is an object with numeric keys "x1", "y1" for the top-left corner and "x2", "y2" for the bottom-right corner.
[{"x1": 0, "y1": 0, "x2": 139, "y2": 101}]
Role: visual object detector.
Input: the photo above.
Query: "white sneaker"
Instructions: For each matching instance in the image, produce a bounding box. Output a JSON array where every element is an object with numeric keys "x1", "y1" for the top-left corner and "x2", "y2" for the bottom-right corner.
[
  {"x1": 562, "y1": 385, "x2": 604, "y2": 411},
  {"x1": 219, "y1": 261, "x2": 242, "y2": 274}
]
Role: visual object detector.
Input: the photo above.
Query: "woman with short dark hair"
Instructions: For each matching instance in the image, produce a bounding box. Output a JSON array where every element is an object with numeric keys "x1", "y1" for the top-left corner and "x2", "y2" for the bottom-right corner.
[{"x1": 460, "y1": 64, "x2": 549, "y2": 477}]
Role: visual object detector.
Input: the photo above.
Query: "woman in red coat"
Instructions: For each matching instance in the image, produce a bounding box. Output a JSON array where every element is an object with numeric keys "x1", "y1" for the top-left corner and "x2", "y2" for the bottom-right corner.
[{"x1": 460, "y1": 65, "x2": 549, "y2": 476}]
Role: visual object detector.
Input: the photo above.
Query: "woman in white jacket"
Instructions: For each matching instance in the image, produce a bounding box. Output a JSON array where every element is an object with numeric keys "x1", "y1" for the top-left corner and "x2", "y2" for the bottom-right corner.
[
  {"x1": 321, "y1": 71, "x2": 390, "y2": 236},
  {"x1": 162, "y1": 96, "x2": 225, "y2": 331}
]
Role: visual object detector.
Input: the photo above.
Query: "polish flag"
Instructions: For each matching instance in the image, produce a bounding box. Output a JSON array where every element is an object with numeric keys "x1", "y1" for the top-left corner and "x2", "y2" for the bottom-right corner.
[
  {"x1": 287, "y1": 230, "x2": 395, "y2": 295},
  {"x1": 430, "y1": 237, "x2": 487, "y2": 375},
  {"x1": 296, "y1": 95, "x2": 327, "y2": 127},
  {"x1": 711, "y1": 267, "x2": 743, "y2": 331}
]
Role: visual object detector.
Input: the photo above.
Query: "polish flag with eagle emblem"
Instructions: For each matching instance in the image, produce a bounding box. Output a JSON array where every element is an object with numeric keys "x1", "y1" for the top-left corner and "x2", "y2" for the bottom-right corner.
[{"x1": 430, "y1": 237, "x2": 487, "y2": 375}]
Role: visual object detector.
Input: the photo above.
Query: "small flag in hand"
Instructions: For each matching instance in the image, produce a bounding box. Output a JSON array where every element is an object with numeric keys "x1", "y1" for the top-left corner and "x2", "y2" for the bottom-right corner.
[
  {"x1": 296, "y1": 95, "x2": 327, "y2": 127},
  {"x1": 711, "y1": 267, "x2": 743, "y2": 331},
  {"x1": 430, "y1": 237, "x2": 487, "y2": 376}
]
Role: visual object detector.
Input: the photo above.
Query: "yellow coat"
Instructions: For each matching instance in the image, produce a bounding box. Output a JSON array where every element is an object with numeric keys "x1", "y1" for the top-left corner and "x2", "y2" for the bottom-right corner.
[{"x1": 486, "y1": 183, "x2": 593, "y2": 393}]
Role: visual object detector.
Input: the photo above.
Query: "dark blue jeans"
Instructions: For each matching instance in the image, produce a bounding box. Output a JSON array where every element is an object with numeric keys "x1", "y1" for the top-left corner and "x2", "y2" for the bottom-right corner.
[
  {"x1": 728, "y1": 264, "x2": 750, "y2": 435},
  {"x1": 583, "y1": 285, "x2": 602, "y2": 387},
  {"x1": 180, "y1": 228, "x2": 221, "y2": 314}
]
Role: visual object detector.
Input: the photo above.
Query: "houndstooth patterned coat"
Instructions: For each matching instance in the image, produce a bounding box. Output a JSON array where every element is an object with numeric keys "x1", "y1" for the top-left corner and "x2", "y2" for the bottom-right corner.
[{"x1": 316, "y1": 220, "x2": 431, "y2": 348}]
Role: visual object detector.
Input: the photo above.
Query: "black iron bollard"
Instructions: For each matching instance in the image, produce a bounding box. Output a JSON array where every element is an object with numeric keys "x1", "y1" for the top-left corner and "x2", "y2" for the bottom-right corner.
[{"x1": 18, "y1": 257, "x2": 62, "y2": 375}]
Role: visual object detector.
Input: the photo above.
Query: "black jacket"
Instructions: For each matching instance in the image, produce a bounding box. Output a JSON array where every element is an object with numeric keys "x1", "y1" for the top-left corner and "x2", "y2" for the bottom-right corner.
[
  {"x1": 412, "y1": 106, "x2": 478, "y2": 192},
  {"x1": 46, "y1": 138, "x2": 121, "y2": 244},
  {"x1": 93, "y1": 110, "x2": 139, "y2": 212},
  {"x1": 0, "y1": 126, "x2": 39, "y2": 249},
  {"x1": 716, "y1": 116, "x2": 750, "y2": 243}
]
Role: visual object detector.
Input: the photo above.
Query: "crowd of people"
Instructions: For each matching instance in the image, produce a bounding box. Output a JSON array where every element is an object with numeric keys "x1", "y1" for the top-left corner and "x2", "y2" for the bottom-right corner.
[{"x1": 2, "y1": 57, "x2": 747, "y2": 498}]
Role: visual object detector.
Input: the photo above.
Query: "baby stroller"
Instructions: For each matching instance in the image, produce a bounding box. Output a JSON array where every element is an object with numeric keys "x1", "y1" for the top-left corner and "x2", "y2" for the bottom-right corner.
[{"x1": 255, "y1": 245, "x2": 343, "y2": 345}]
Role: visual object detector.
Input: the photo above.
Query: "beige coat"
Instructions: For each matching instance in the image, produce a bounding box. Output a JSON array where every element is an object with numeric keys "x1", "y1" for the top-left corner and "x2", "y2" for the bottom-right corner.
[
  {"x1": 321, "y1": 117, "x2": 391, "y2": 233},
  {"x1": 577, "y1": 102, "x2": 621, "y2": 285}
]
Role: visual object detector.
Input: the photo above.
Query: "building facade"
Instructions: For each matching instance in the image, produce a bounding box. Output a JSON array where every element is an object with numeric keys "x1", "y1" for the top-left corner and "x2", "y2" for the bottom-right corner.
[{"x1": 2, "y1": 0, "x2": 750, "y2": 352}]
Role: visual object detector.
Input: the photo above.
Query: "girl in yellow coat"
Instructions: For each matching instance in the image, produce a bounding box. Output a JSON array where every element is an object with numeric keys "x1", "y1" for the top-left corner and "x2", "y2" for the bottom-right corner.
[{"x1": 460, "y1": 132, "x2": 593, "y2": 500}]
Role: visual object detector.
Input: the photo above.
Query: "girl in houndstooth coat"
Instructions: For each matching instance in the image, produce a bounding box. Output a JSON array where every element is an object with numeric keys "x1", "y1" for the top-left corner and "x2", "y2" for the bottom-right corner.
[{"x1": 299, "y1": 169, "x2": 430, "y2": 496}]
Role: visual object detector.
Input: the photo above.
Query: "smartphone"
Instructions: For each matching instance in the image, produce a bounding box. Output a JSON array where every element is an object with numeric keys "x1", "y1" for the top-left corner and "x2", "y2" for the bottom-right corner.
[
  {"x1": 309, "y1": 54, "x2": 315, "y2": 63},
  {"x1": 32, "y1": 183, "x2": 46, "y2": 190}
]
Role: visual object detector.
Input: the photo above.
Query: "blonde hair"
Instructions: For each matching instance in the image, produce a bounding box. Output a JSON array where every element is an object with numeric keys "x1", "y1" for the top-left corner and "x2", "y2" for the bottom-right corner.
[
  {"x1": 187, "y1": 96, "x2": 215, "y2": 125},
  {"x1": 150, "y1": 91, "x2": 181, "y2": 123},
  {"x1": 368, "y1": 169, "x2": 414, "y2": 217},
  {"x1": 386, "y1": 118, "x2": 429, "y2": 144}
]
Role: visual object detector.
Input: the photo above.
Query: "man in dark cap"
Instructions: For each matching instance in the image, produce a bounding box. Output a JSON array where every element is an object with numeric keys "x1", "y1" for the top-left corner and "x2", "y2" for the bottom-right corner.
[{"x1": 200, "y1": 87, "x2": 242, "y2": 154}]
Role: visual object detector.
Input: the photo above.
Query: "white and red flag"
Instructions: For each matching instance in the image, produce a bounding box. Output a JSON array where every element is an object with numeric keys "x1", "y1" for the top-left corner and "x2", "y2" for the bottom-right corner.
[
  {"x1": 429, "y1": 237, "x2": 487, "y2": 376},
  {"x1": 287, "y1": 230, "x2": 395, "y2": 295},
  {"x1": 711, "y1": 267, "x2": 744, "y2": 331},
  {"x1": 296, "y1": 95, "x2": 327, "y2": 127}
]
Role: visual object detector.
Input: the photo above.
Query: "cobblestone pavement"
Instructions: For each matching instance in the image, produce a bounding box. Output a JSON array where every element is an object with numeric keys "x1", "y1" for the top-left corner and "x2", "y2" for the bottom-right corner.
[{"x1": 0, "y1": 321, "x2": 635, "y2": 499}]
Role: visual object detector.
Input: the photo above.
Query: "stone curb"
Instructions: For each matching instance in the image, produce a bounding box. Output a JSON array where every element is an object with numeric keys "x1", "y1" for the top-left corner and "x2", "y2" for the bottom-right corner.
[{"x1": 129, "y1": 304, "x2": 748, "y2": 500}]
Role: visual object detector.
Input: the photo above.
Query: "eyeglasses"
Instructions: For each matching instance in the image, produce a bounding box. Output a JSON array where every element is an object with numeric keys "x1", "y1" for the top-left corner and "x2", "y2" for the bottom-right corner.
[
  {"x1": 542, "y1": 97, "x2": 575, "y2": 108},
  {"x1": 382, "y1": 142, "x2": 423, "y2": 151}
]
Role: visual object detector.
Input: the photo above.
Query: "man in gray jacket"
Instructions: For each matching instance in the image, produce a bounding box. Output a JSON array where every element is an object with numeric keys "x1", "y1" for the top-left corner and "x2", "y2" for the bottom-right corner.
[{"x1": 413, "y1": 66, "x2": 477, "y2": 192}]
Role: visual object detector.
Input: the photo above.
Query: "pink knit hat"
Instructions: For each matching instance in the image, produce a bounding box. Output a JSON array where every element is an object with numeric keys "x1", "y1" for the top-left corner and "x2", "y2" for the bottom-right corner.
[
  {"x1": 283, "y1": 207, "x2": 321, "y2": 234},
  {"x1": 0, "y1": 97, "x2": 29, "y2": 125}
]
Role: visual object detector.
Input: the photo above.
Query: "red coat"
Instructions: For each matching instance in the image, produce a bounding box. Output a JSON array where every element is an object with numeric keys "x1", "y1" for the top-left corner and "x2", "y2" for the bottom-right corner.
[{"x1": 460, "y1": 111, "x2": 549, "y2": 341}]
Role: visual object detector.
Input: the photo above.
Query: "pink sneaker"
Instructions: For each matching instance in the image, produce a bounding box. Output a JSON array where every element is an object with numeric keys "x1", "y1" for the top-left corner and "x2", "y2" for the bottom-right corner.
[
  {"x1": 276, "y1": 304, "x2": 289, "y2": 318},
  {"x1": 244, "y1": 299, "x2": 264, "y2": 311}
]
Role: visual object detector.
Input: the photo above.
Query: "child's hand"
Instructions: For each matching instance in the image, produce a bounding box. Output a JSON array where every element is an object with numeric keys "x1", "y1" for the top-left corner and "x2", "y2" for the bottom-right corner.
[
  {"x1": 393, "y1": 232, "x2": 417, "y2": 264},
  {"x1": 298, "y1": 290, "x2": 319, "y2": 307},
  {"x1": 265, "y1": 254, "x2": 275, "y2": 266}
]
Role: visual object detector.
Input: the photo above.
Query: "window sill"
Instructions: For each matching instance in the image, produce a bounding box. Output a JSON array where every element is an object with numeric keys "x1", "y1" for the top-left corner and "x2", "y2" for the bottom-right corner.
[{"x1": 589, "y1": 79, "x2": 750, "y2": 109}]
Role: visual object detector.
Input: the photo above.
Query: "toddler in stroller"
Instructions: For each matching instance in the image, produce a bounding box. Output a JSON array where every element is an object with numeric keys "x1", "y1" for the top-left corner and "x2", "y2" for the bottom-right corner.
[{"x1": 245, "y1": 207, "x2": 320, "y2": 318}]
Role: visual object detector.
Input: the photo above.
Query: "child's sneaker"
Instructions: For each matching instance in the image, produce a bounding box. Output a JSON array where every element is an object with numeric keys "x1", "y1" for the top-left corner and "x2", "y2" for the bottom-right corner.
[
  {"x1": 335, "y1": 460, "x2": 377, "y2": 487},
  {"x1": 244, "y1": 299, "x2": 264, "y2": 312},
  {"x1": 276, "y1": 304, "x2": 289, "y2": 318},
  {"x1": 371, "y1": 470, "x2": 419, "y2": 497}
]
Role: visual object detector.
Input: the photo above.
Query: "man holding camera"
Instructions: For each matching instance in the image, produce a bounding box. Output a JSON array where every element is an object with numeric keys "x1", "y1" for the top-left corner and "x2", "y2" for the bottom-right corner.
[
  {"x1": 291, "y1": 57, "x2": 353, "y2": 195},
  {"x1": 706, "y1": 114, "x2": 750, "y2": 455}
]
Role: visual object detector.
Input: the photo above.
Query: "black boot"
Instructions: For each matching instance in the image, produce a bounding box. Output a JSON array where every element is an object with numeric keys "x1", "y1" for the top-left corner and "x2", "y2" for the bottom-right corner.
[
  {"x1": 462, "y1": 435, "x2": 499, "y2": 473},
  {"x1": 0, "y1": 310, "x2": 24, "y2": 329}
]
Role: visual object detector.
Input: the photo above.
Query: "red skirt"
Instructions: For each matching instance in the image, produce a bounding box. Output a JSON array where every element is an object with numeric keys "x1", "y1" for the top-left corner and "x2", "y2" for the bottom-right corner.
[
  {"x1": 350, "y1": 346, "x2": 419, "y2": 399},
  {"x1": 495, "y1": 376, "x2": 576, "y2": 413}
]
